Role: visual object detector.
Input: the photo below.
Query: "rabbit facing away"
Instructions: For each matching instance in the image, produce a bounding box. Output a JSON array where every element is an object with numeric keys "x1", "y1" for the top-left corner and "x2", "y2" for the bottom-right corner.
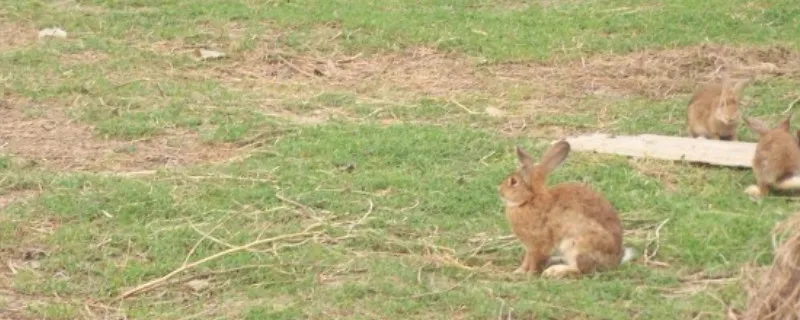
[
  {"x1": 744, "y1": 115, "x2": 800, "y2": 199},
  {"x1": 687, "y1": 78, "x2": 750, "y2": 141},
  {"x1": 498, "y1": 140, "x2": 635, "y2": 278}
]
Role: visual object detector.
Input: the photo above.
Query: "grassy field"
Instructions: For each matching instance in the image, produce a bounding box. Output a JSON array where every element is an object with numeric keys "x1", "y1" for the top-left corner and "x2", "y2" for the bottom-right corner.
[{"x1": 2, "y1": 0, "x2": 800, "y2": 319}]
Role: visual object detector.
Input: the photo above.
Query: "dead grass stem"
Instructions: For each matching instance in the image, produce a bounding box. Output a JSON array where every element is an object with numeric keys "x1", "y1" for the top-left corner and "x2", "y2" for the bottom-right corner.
[
  {"x1": 735, "y1": 212, "x2": 800, "y2": 320},
  {"x1": 116, "y1": 223, "x2": 324, "y2": 300}
]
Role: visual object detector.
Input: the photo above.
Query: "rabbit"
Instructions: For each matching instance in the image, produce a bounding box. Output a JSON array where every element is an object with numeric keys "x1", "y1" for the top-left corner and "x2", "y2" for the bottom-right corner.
[
  {"x1": 743, "y1": 115, "x2": 800, "y2": 199},
  {"x1": 498, "y1": 140, "x2": 635, "y2": 278},
  {"x1": 687, "y1": 78, "x2": 750, "y2": 141},
  {"x1": 795, "y1": 130, "x2": 800, "y2": 146}
]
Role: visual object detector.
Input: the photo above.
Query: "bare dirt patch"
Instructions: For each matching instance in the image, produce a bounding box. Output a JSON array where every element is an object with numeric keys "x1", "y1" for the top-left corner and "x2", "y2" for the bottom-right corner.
[
  {"x1": 0, "y1": 190, "x2": 39, "y2": 211},
  {"x1": 0, "y1": 22, "x2": 37, "y2": 51},
  {"x1": 0, "y1": 95, "x2": 239, "y2": 172},
  {"x1": 58, "y1": 50, "x2": 109, "y2": 65},
  {"x1": 500, "y1": 44, "x2": 800, "y2": 100},
  {"x1": 48, "y1": 0, "x2": 109, "y2": 15},
  {"x1": 260, "y1": 107, "x2": 334, "y2": 125},
  {"x1": 209, "y1": 46, "x2": 487, "y2": 101}
]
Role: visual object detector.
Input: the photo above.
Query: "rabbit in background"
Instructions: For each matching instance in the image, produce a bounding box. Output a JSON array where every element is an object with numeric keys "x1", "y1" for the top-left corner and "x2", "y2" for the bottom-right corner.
[
  {"x1": 744, "y1": 115, "x2": 800, "y2": 200},
  {"x1": 687, "y1": 77, "x2": 751, "y2": 141},
  {"x1": 498, "y1": 140, "x2": 635, "y2": 278}
]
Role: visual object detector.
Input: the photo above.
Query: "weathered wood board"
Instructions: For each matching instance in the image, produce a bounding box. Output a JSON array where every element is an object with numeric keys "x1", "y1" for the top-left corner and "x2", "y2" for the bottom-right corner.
[{"x1": 564, "y1": 133, "x2": 757, "y2": 168}]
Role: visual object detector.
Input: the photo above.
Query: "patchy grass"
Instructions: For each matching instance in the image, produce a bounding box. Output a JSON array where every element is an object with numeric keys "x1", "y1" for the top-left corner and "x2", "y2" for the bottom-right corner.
[
  {"x1": 5, "y1": 124, "x2": 791, "y2": 319},
  {"x1": 2, "y1": 0, "x2": 800, "y2": 319},
  {"x1": 8, "y1": 0, "x2": 800, "y2": 60}
]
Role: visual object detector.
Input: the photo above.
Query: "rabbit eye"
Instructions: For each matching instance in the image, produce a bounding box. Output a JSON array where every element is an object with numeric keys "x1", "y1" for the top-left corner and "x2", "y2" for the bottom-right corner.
[{"x1": 508, "y1": 177, "x2": 517, "y2": 186}]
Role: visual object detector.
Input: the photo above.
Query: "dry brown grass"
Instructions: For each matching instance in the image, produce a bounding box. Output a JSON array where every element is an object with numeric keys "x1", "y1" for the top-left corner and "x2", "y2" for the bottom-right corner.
[
  {"x1": 0, "y1": 94, "x2": 240, "y2": 172},
  {"x1": 135, "y1": 24, "x2": 800, "y2": 134},
  {"x1": 494, "y1": 44, "x2": 800, "y2": 100},
  {"x1": 0, "y1": 213, "x2": 66, "y2": 318},
  {"x1": 0, "y1": 190, "x2": 39, "y2": 211},
  {"x1": 733, "y1": 212, "x2": 800, "y2": 320},
  {"x1": 0, "y1": 21, "x2": 37, "y2": 50},
  {"x1": 48, "y1": 0, "x2": 112, "y2": 15},
  {"x1": 628, "y1": 158, "x2": 682, "y2": 192},
  {"x1": 58, "y1": 50, "x2": 109, "y2": 65},
  {"x1": 182, "y1": 43, "x2": 800, "y2": 119}
]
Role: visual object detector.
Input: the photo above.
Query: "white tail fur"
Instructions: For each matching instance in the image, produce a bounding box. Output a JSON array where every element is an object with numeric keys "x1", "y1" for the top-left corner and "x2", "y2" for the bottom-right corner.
[
  {"x1": 544, "y1": 246, "x2": 636, "y2": 267},
  {"x1": 776, "y1": 176, "x2": 800, "y2": 191},
  {"x1": 621, "y1": 247, "x2": 636, "y2": 264}
]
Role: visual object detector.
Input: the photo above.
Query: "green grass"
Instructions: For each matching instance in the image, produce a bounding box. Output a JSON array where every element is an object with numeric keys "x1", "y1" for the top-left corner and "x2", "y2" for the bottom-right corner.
[
  {"x1": 2, "y1": 0, "x2": 800, "y2": 319},
  {"x1": 5, "y1": 0, "x2": 800, "y2": 60},
  {"x1": 7, "y1": 124, "x2": 787, "y2": 319}
]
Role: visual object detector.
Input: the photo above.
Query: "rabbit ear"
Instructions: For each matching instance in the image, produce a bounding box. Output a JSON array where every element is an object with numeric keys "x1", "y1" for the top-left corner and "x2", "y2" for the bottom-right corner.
[
  {"x1": 516, "y1": 146, "x2": 535, "y2": 178},
  {"x1": 537, "y1": 140, "x2": 570, "y2": 176},
  {"x1": 778, "y1": 114, "x2": 792, "y2": 132},
  {"x1": 722, "y1": 77, "x2": 750, "y2": 95},
  {"x1": 730, "y1": 78, "x2": 751, "y2": 95},
  {"x1": 745, "y1": 117, "x2": 770, "y2": 136}
]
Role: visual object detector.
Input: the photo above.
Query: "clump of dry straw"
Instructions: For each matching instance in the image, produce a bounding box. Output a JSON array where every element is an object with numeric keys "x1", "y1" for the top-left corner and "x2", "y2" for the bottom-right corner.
[{"x1": 735, "y1": 212, "x2": 800, "y2": 320}]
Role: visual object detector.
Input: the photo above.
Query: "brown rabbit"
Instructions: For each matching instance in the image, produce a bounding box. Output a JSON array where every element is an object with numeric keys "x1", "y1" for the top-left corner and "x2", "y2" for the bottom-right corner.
[
  {"x1": 796, "y1": 129, "x2": 800, "y2": 148},
  {"x1": 687, "y1": 78, "x2": 750, "y2": 141},
  {"x1": 744, "y1": 115, "x2": 800, "y2": 199},
  {"x1": 498, "y1": 140, "x2": 635, "y2": 278}
]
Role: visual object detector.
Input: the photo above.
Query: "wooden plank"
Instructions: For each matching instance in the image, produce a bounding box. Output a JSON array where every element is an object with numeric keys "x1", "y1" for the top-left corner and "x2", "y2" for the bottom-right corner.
[{"x1": 564, "y1": 133, "x2": 756, "y2": 168}]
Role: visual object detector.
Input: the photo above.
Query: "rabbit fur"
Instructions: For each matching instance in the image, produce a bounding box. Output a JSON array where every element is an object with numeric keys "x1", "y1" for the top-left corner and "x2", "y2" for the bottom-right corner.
[
  {"x1": 744, "y1": 115, "x2": 800, "y2": 199},
  {"x1": 498, "y1": 140, "x2": 635, "y2": 279},
  {"x1": 687, "y1": 78, "x2": 750, "y2": 141}
]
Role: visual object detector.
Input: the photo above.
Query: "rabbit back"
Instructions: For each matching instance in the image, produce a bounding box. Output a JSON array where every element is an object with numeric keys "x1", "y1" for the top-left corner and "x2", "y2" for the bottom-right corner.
[
  {"x1": 753, "y1": 129, "x2": 800, "y2": 185},
  {"x1": 687, "y1": 80, "x2": 748, "y2": 140},
  {"x1": 547, "y1": 182, "x2": 624, "y2": 270}
]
